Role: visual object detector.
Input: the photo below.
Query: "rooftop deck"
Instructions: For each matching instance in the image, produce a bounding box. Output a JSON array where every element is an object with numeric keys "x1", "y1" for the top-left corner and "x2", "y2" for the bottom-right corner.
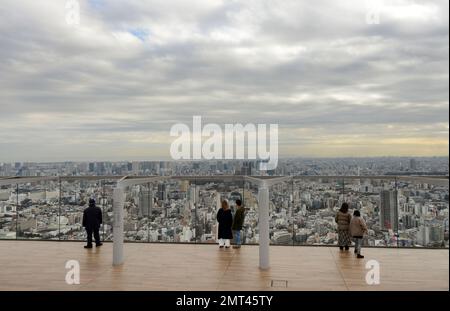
[{"x1": 0, "y1": 241, "x2": 448, "y2": 291}]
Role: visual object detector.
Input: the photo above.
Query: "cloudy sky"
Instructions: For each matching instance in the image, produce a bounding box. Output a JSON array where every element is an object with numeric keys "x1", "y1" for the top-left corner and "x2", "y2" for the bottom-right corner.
[{"x1": 0, "y1": 0, "x2": 448, "y2": 162}]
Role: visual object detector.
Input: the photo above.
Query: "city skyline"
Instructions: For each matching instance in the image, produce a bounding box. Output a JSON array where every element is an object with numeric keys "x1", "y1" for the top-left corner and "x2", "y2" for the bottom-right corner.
[
  {"x1": 1, "y1": 162, "x2": 448, "y2": 249},
  {"x1": 0, "y1": 0, "x2": 448, "y2": 162}
]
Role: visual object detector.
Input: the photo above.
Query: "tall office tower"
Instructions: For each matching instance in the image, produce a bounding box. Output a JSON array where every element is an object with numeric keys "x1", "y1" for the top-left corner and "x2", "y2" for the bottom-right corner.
[
  {"x1": 1, "y1": 163, "x2": 12, "y2": 176},
  {"x1": 380, "y1": 190, "x2": 399, "y2": 231},
  {"x1": 217, "y1": 161, "x2": 224, "y2": 172},
  {"x1": 410, "y1": 159, "x2": 417, "y2": 171},
  {"x1": 417, "y1": 225, "x2": 430, "y2": 246},
  {"x1": 157, "y1": 183, "x2": 166, "y2": 201},
  {"x1": 97, "y1": 162, "x2": 106, "y2": 174},
  {"x1": 88, "y1": 162, "x2": 95, "y2": 172},
  {"x1": 240, "y1": 161, "x2": 252, "y2": 175},
  {"x1": 139, "y1": 190, "x2": 153, "y2": 217},
  {"x1": 187, "y1": 185, "x2": 198, "y2": 209},
  {"x1": 132, "y1": 161, "x2": 140, "y2": 175},
  {"x1": 430, "y1": 224, "x2": 444, "y2": 243},
  {"x1": 78, "y1": 162, "x2": 88, "y2": 173}
]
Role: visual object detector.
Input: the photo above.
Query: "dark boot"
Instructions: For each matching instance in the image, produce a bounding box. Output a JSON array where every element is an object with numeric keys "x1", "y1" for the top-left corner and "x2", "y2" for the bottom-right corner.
[
  {"x1": 339, "y1": 246, "x2": 344, "y2": 251},
  {"x1": 84, "y1": 245, "x2": 93, "y2": 249},
  {"x1": 344, "y1": 246, "x2": 349, "y2": 251},
  {"x1": 357, "y1": 254, "x2": 364, "y2": 259},
  {"x1": 96, "y1": 242, "x2": 103, "y2": 247}
]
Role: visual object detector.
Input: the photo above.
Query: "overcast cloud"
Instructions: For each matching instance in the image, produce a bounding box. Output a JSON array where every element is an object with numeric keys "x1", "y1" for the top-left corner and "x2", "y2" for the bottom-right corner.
[{"x1": 0, "y1": 0, "x2": 448, "y2": 161}]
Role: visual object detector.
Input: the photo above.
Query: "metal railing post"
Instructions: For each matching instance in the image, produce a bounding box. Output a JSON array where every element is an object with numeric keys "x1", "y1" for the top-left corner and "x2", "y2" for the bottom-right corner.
[
  {"x1": 258, "y1": 181, "x2": 270, "y2": 270},
  {"x1": 113, "y1": 183, "x2": 125, "y2": 266}
]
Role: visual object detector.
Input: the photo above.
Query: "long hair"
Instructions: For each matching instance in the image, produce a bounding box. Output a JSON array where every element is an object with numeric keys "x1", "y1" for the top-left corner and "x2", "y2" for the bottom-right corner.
[
  {"x1": 221, "y1": 199, "x2": 229, "y2": 210},
  {"x1": 339, "y1": 202, "x2": 349, "y2": 213}
]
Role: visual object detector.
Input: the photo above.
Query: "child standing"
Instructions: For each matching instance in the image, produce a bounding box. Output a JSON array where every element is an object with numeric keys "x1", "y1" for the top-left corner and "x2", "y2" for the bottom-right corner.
[
  {"x1": 232, "y1": 199, "x2": 246, "y2": 249},
  {"x1": 350, "y1": 210, "x2": 368, "y2": 258}
]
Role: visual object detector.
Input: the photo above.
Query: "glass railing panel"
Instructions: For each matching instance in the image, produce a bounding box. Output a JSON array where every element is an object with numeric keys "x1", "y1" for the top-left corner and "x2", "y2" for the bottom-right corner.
[
  {"x1": 242, "y1": 179, "x2": 258, "y2": 245},
  {"x1": 0, "y1": 175, "x2": 447, "y2": 249},
  {"x1": 269, "y1": 180, "x2": 294, "y2": 245},
  {"x1": 99, "y1": 179, "x2": 115, "y2": 242},
  {"x1": 349, "y1": 177, "x2": 398, "y2": 247},
  {"x1": 194, "y1": 176, "x2": 245, "y2": 244},
  {"x1": 15, "y1": 179, "x2": 59, "y2": 240},
  {"x1": 59, "y1": 178, "x2": 105, "y2": 241},
  {"x1": 397, "y1": 178, "x2": 449, "y2": 248},
  {"x1": 163, "y1": 178, "x2": 194, "y2": 243},
  {"x1": 123, "y1": 177, "x2": 198, "y2": 243},
  {"x1": 0, "y1": 183, "x2": 16, "y2": 239},
  {"x1": 122, "y1": 182, "x2": 145, "y2": 242},
  {"x1": 192, "y1": 177, "x2": 210, "y2": 244},
  {"x1": 293, "y1": 177, "x2": 344, "y2": 246}
]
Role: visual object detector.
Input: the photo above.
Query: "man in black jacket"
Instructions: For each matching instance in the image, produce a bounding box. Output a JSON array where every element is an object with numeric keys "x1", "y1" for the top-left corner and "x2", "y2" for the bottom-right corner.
[{"x1": 82, "y1": 198, "x2": 103, "y2": 249}]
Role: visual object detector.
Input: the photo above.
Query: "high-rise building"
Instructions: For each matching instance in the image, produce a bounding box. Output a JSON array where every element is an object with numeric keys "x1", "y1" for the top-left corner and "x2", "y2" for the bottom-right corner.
[
  {"x1": 380, "y1": 190, "x2": 398, "y2": 231},
  {"x1": 132, "y1": 161, "x2": 140, "y2": 175},
  {"x1": 97, "y1": 162, "x2": 106, "y2": 174},
  {"x1": 139, "y1": 190, "x2": 153, "y2": 217},
  {"x1": 88, "y1": 162, "x2": 95, "y2": 172},
  {"x1": 157, "y1": 184, "x2": 166, "y2": 201},
  {"x1": 410, "y1": 159, "x2": 417, "y2": 171},
  {"x1": 401, "y1": 214, "x2": 416, "y2": 230},
  {"x1": 240, "y1": 161, "x2": 252, "y2": 175},
  {"x1": 417, "y1": 225, "x2": 430, "y2": 246},
  {"x1": 430, "y1": 224, "x2": 444, "y2": 243}
]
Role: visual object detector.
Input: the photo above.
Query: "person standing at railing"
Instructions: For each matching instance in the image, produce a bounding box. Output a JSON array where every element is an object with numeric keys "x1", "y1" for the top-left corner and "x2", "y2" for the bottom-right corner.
[
  {"x1": 335, "y1": 203, "x2": 352, "y2": 251},
  {"x1": 217, "y1": 199, "x2": 233, "y2": 248},
  {"x1": 232, "y1": 199, "x2": 246, "y2": 249},
  {"x1": 350, "y1": 210, "x2": 368, "y2": 259},
  {"x1": 82, "y1": 198, "x2": 103, "y2": 249}
]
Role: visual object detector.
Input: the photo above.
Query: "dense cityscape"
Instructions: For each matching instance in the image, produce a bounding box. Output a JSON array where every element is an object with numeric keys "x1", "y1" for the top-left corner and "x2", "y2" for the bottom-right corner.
[{"x1": 0, "y1": 157, "x2": 448, "y2": 248}]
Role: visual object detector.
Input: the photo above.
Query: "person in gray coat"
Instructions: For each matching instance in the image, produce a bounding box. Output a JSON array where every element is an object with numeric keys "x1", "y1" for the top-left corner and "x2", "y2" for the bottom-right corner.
[{"x1": 335, "y1": 203, "x2": 351, "y2": 251}]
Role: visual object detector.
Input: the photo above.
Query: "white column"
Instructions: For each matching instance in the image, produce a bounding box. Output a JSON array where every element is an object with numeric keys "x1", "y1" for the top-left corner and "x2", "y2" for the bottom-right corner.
[
  {"x1": 113, "y1": 186, "x2": 125, "y2": 266},
  {"x1": 258, "y1": 183, "x2": 270, "y2": 270}
]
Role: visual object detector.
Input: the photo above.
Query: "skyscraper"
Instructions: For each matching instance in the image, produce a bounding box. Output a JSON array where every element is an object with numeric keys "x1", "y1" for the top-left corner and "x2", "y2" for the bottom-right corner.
[
  {"x1": 132, "y1": 161, "x2": 140, "y2": 175},
  {"x1": 240, "y1": 161, "x2": 252, "y2": 175},
  {"x1": 410, "y1": 159, "x2": 417, "y2": 171},
  {"x1": 139, "y1": 190, "x2": 153, "y2": 217},
  {"x1": 380, "y1": 190, "x2": 399, "y2": 231},
  {"x1": 157, "y1": 184, "x2": 166, "y2": 201}
]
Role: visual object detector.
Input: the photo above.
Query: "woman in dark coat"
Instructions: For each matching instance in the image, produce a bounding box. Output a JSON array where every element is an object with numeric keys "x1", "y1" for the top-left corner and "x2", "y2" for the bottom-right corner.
[{"x1": 217, "y1": 199, "x2": 233, "y2": 248}]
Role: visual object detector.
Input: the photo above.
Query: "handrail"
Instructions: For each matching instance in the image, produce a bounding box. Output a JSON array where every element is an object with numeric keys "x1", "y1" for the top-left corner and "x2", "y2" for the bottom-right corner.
[{"x1": 1, "y1": 174, "x2": 448, "y2": 187}]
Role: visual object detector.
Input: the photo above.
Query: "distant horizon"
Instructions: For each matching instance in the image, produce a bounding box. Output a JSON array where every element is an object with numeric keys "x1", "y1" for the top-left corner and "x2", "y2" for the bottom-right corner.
[{"x1": 1, "y1": 155, "x2": 449, "y2": 165}]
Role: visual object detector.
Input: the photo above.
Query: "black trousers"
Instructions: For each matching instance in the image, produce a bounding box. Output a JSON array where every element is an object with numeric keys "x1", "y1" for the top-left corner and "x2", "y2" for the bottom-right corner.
[{"x1": 86, "y1": 228, "x2": 101, "y2": 246}]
